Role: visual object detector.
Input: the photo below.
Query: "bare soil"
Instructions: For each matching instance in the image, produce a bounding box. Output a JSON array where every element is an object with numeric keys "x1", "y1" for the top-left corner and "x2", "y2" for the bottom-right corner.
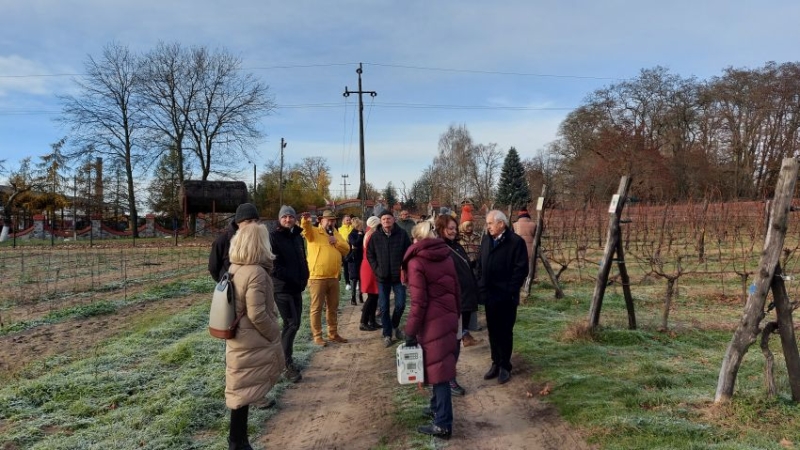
[
  {"x1": 0, "y1": 291, "x2": 200, "y2": 378},
  {"x1": 260, "y1": 304, "x2": 595, "y2": 450}
]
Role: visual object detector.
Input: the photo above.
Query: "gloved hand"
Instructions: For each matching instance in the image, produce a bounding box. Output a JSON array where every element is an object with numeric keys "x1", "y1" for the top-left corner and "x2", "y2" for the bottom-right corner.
[{"x1": 405, "y1": 336, "x2": 418, "y2": 347}]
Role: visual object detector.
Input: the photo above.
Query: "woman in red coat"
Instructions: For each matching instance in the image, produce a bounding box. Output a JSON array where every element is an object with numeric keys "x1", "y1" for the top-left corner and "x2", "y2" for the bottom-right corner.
[
  {"x1": 402, "y1": 221, "x2": 460, "y2": 439},
  {"x1": 359, "y1": 216, "x2": 381, "y2": 330}
]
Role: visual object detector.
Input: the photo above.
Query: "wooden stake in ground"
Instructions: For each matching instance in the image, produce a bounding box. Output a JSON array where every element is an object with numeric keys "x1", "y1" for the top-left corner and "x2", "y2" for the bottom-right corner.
[
  {"x1": 522, "y1": 185, "x2": 564, "y2": 300},
  {"x1": 715, "y1": 157, "x2": 800, "y2": 403},
  {"x1": 587, "y1": 175, "x2": 635, "y2": 331}
]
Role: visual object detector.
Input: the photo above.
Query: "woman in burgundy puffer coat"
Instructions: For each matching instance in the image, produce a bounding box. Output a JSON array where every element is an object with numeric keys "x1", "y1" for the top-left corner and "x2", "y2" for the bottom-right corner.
[{"x1": 402, "y1": 221, "x2": 460, "y2": 439}]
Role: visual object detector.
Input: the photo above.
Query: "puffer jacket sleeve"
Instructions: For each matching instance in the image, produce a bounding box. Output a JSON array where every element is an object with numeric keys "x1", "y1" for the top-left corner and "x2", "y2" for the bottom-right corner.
[{"x1": 245, "y1": 267, "x2": 279, "y2": 342}]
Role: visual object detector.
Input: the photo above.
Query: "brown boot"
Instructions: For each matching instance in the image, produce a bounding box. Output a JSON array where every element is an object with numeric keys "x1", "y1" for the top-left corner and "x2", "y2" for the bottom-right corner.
[
  {"x1": 462, "y1": 333, "x2": 481, "y2": 347},
  {"x1": 329, "y1": 334, "x2": 348, "y2": 343}
]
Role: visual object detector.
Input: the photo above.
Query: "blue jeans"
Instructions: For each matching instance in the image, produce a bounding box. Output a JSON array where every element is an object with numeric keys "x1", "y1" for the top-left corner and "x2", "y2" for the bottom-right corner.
[
  {"x1": 378, "y1": 282, "x2": 406, "y2": 337},
  {"x1": 429, "y1": 381, "x2": 453, "y2": 430}
]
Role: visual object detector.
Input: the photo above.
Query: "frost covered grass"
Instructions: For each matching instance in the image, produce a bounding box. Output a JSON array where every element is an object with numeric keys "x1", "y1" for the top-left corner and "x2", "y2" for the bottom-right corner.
[
  {"x1": 516, "y1": 286, "x2": 800, "y2": 449},
  {"x1": 0, "y1": 281, "x2": 318, "y2": 450},
  {"x1": 0, "y1": 277, "x2": 213, "y2": 337}
]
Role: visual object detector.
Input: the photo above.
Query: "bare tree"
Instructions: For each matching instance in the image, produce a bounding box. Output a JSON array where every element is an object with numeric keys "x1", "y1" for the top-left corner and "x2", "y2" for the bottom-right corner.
[
  {"x1": 295, "y1": 156, "x2": 331, "y2": 199},
  {"x1": 419, "y1": 124, "x2": 503, "y2": 209},
  {"x1": 430, "y1": 124, "x2": 475, "y2": 206},
  {"x1": 59, "y1": 42, "x2": 145, "y2": 235},
  {"x1": 469, "y1": 143, "x2": 503, "y2": 207},
  {"x1": 137, "y1": 42, "x2": 202, "y2": 190},
  {"x1": 185, "y1": 47, "x2": 275, "y2": 180}
]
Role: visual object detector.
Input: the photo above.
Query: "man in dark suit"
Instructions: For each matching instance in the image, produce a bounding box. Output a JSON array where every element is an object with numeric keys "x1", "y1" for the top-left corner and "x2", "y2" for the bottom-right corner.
[{"x1": 477, "y1": 209, "x2": 529, "y2": 385}]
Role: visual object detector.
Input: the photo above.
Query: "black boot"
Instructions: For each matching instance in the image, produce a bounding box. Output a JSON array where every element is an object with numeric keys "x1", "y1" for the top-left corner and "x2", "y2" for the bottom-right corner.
[{"x1": 229, "y1": 405, "x2": 253, "y2": 450}]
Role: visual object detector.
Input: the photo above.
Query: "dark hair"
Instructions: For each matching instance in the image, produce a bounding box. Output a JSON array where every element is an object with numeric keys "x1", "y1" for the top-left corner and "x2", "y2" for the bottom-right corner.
[{"x1": 434, "y1": 214, "x2": 457, "y2": 240}]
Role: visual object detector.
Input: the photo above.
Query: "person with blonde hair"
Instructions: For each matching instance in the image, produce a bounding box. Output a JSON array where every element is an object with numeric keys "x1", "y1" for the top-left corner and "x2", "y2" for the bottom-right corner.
[
  {"x1": 225, "y1": 223, "x2": 285, "y2": 449},
  {"x1": 403, "y1": 220, "x2": 460, "y2": 439}
]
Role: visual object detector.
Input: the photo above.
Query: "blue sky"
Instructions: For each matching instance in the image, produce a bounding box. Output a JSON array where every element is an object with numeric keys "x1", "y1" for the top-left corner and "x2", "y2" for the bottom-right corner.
[{"x1": 2, "y1": 0, "x2": 799, "y2": 201}]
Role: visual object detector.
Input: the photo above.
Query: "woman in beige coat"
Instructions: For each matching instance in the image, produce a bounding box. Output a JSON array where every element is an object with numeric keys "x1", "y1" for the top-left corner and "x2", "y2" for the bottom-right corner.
[{"x1": 226, "y1": 223, "x2": 285, "y2": 450}]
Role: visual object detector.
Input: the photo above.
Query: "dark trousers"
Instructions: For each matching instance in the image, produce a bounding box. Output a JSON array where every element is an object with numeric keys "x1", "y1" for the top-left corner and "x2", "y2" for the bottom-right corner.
[
  {"x1": 485, "y1": 301, "x2": 518, "y2": 371},
  {"x1": 378, "y1": 282, "x2": 407, "y2": 337},
  {"x1": 275, "y1": 290, "x2": 303, "y2": 366},
  {"x1": 342, "y1": 258, "x2": 351, "y2": 284},
  {"x1": 350, "y1": 276, "x2": 361, "y2": 302},
  {"x1": 229, "y1": 404, "x2": 250, "y2": 444},
  {"x1": 429, "y1": 381, "x2": 453, "y2": 430},
  {"x1": 461, "y1": 311, "x2": 472, "y2": 335},
  {"x1": 360, "y1": 293, "x2": 379, "y2": 325}
]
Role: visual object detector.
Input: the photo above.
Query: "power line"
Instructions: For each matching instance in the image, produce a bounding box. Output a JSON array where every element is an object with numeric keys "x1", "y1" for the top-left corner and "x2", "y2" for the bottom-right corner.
[
  {"x1": 0, "y1": 61, "x2": 622, "y2": 80},
  {"x1": 0, "y1": 103, "x2": 577, "y2": 116},
  {"x1": 363, "y1": 62, "x2": 624, "y2": 81}
]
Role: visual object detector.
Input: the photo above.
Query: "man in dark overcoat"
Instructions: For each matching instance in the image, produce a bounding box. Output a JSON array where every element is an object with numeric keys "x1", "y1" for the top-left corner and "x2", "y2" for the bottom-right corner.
[{"x1": 477, "y1": 209, "x2": 529, "y2": 384}]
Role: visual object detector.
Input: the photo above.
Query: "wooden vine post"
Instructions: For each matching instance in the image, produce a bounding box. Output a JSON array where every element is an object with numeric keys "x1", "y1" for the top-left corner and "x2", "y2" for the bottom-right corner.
[
  {"x1": 522, "y1": 185, "x2": 564, "y2": 299},
  {"x1": 587, "y1": 176, "x2": 635, "y2": 331},
  {"x1": 716, "y1": 157, "x2": 800, "y2": 402}
]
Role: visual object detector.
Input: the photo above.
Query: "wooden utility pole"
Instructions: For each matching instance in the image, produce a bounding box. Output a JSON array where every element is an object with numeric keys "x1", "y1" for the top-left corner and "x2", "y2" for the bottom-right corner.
[
  {"x1": 278, "y1": 138, "x2": 287, "y2": 206},
  {"x1": 716, "y1": 157, "x2": 800, "y2": 402},
  {"x1": 588, "y1": 176, "x2": 635, "y2": 331},
  {"x1": 343, "y1": 63, "x2": 377, "y2": 218},
  {"x1": 341, "y1": 174, "x2": 350, "y2": 199}
]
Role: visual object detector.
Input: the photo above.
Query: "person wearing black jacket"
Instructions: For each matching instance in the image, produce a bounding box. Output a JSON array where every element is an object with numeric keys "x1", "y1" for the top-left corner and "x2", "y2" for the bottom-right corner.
[
  {"x1": 366, "y1": 209, "x2": 412, "y2": 347},
  {"x1": 347, "y1": 218, "x2": 365, "y2": 305},
  {"x1": 477, "y1": 210, "x2": 529, "y2": 385},
  {"x1": 435, "y1": 214, "x2": 480, "y2": 397},
  {"x1": 269, "y1": 205, "x2": 309, "y2": 383},
  {"x1": 208, "y1": 203, "x2": 260, "y2": 282}
]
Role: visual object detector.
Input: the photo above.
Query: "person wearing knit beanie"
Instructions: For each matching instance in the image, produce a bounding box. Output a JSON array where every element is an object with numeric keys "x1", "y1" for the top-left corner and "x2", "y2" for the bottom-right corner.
[
  {"x1": 270, "y1": 204, "x2": 308, "y2": 384},
  {"x1": 235, "y1": 203, "x2": 260, "y2": 224},
  {"x1": 279, "y1": 205, "x2": 297, "y2": 219},
  {"x1": 208, "y1": 203, "x2": 261, "y2": 282}
]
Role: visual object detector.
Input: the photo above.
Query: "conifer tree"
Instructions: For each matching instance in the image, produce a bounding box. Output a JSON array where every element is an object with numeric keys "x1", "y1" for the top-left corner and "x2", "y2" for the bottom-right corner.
[{"x1": 495, "y1": 147, "x2": 531, "y2": 211}]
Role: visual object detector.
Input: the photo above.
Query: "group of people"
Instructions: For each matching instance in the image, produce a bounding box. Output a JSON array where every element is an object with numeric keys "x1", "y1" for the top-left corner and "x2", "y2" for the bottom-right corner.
[
  {"x1": 207, "y1": 202, "x2": 531, "y2": 447},
  {"x1": 400, "y1": 209, "x2": 529, "y2": 439}
]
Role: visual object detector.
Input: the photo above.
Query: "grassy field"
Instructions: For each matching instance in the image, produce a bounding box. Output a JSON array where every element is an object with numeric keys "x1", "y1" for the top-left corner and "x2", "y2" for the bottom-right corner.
[{"x1": 520, "y1": 280, "x2": 800, "y2": 450}]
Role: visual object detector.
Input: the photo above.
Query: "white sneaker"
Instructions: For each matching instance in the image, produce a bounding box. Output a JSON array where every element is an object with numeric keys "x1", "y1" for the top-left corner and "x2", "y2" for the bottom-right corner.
[{"x1": 345, "y1": 285, "x2": 351, "y2": 291}]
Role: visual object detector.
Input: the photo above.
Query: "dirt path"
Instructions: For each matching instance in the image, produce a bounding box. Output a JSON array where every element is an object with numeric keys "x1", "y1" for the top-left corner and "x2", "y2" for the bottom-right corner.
[{"x1": 259, "y1": 304, "x2": 594, "y2": 450}]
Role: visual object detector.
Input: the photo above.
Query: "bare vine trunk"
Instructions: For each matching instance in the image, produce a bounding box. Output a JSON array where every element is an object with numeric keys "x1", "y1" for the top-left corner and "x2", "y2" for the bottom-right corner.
[
  {"x1": 760, "y1": 322, "x2": 779, "y2": 397},
  {"x1": 661, "y1": 278, "x2": 676, "y2": 331}
]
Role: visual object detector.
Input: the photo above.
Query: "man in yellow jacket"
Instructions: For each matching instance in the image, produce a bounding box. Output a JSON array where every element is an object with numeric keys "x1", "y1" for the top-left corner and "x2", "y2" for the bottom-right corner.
[{"x1": 301, "y1": 210, "x2": 350, "y2": 346}]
